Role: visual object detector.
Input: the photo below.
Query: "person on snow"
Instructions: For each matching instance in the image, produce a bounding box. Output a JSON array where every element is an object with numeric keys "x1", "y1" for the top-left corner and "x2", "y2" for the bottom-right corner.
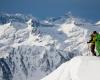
[{"x1": 87, "y1": 31, "x2": 97, "y2": 56}]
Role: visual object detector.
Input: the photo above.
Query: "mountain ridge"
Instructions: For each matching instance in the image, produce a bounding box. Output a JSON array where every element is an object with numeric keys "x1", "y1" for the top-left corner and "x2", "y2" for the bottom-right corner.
[{"x1": 0, "y1": 13, "x2": 100, "y2": 80}]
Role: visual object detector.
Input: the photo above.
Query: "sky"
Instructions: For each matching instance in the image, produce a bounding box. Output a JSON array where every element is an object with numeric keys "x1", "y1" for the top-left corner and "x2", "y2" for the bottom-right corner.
[{"x1": 0, "y1": 0, "x2": 100, "y2": 21}]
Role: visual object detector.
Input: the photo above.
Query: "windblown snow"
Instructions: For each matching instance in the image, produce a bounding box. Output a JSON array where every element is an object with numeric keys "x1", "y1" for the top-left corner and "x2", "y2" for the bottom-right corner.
[{"x1": 0, "y1": 13, "x2": 100, "y2": 80}]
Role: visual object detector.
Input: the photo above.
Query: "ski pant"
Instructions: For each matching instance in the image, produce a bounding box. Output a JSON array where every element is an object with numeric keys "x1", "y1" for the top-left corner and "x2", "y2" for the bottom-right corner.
[{"x1": 90, "y1": 44, "x2": 96, "y2": 56}]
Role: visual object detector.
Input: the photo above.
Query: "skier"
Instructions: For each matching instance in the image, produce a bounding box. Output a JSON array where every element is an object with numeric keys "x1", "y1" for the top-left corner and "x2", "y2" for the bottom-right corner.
[{"x1": 87, "y1": 31, "x2": 97, "y2": 56}]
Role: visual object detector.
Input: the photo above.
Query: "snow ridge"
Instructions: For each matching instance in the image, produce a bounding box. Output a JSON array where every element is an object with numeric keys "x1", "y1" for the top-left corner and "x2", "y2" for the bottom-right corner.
[{"x1": 41, "y1": 56, "x2": 100, "y2": 80}]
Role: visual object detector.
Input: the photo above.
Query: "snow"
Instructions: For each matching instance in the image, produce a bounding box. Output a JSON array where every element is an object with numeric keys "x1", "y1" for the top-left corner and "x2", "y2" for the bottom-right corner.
[
  {"x1": 96, "y1": 21, "x2": 100, "y2": 25},
  {"x1": 41, "y1": 56, "x2": 100, "y2": 80},
  {"x1": 0, "y1": 52, "x2": 9, "y2": 58},
  {"x1": 0, "y1": 13, "x2": 100, "y2": 80}
]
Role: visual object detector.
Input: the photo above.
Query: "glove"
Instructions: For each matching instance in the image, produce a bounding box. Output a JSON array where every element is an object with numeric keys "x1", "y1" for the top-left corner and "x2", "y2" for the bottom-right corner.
[{"x1": 87, "y1": 42, "x2": 90, "y2": 43}]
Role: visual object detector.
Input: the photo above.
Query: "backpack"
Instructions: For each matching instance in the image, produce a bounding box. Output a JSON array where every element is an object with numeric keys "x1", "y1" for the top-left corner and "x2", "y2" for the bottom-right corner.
[{"x1": 95, "y1": 33, "x2": 100, "y2": 56}]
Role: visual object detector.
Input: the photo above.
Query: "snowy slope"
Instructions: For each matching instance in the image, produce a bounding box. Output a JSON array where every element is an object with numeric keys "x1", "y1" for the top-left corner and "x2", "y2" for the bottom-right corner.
[
  {"x1": 0, "y1": 13, "x2": 100, "y2": 80},
  {"x1": 96, "y1": 21, "x2": 100, "y2": 25},
  {"x1": 41, "y1": 56, "x2": 100, "y2": 80}
]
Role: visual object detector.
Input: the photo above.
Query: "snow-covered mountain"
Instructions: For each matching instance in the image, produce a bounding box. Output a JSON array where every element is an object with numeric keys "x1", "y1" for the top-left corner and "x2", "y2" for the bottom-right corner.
[
  {"x1": 0, "y1": 13, "x2": 40, "y2": 27},
  {"x1": 41, "y1": 56, "x2": 100, "y2": 80},
  {"x1": 96, "y1": 21, "x2": 100, "y2": 25},
  {"x1": 0, "y1": 13, "x2": 100, "y2": 80}
]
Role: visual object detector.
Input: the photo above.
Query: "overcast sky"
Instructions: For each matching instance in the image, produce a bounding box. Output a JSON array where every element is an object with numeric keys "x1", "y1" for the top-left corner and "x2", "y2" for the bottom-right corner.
[{"x1": 0, "y1": 0, "x2": 100, "y2": 21}]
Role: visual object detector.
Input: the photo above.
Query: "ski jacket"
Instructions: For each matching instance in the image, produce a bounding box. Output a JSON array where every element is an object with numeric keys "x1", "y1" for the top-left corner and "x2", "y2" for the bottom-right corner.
[{"x1": 88, "y1": 34, "x2": 96, "y2": 44}]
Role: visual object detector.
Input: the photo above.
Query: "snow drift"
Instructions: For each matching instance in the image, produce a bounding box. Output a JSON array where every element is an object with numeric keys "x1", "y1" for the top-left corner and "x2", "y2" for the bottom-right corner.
[{"x1": 41, "y1": 56, "x2": 100, "y2": 80}]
